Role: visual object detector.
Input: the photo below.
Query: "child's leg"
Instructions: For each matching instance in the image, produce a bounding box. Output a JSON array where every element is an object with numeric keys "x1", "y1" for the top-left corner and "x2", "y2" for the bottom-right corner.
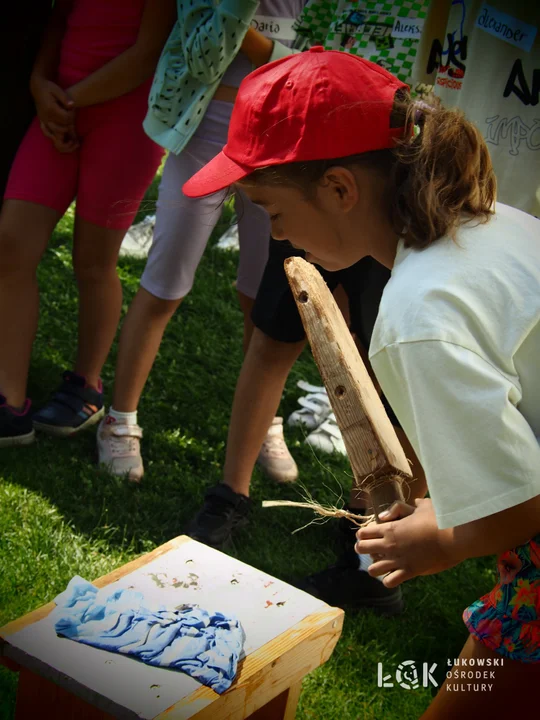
[
  {"x1": 0, "y1": 201, "x2": 62, "y2": 407},
  {"x1": 98, "y1": 140, "x2": 230, "y2": 478},
  {"x1": 422, "y1": 634, "x2": 539, "y2": 717},
  {"x1": 0, "y1": 118, "x2": 79, "y2": 408},
  {"x1": 70, "y1": 88, "x2": 165, "y2": 389},
  {"x1": 71, "y1": 217, "x2": 127, "y2": 389},
  {"x1": 236, "y1": 292, "x2": 256, "y2": 354},
  {"x1": 32, "y1": 86, "x2": 163, "y2": 435},
  {"x1": 186, "y1": 240, "x2": 339, "y2": 547},
  {"x1": 111, "y1": 148, "x2": 228, "y2": 414},
  {"x1": 222, "y1": 328, "x2": 306, "y2": 496},
  {"x1": 111, "y1": 288, "x2": 182, "y2": 413}
]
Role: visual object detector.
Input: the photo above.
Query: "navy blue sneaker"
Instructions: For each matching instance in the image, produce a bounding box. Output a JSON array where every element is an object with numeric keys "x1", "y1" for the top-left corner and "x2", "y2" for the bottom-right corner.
[
  {"x1": 0, "y1": 395, "x2": 35, "y2": 447},
  {"x1": 33, "y1": 371, "x2": 104, "y2": 437}
]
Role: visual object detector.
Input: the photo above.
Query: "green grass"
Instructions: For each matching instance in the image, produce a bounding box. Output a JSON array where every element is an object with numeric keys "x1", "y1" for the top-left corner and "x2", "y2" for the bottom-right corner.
[{"x1": 0, "y1": 174, "x2": 496, "y2": 719}]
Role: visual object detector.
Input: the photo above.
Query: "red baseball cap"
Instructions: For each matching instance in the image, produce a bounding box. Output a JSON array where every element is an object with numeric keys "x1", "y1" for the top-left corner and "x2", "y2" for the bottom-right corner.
[{"x1": 183, "y1": 46, "x2": 408, "y2": 198}]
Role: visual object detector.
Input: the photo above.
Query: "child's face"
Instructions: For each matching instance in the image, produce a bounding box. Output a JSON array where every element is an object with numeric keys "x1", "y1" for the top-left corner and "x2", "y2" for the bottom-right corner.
[{"x1": 239, "y1": 166, "x2": 382, "y2": 271}]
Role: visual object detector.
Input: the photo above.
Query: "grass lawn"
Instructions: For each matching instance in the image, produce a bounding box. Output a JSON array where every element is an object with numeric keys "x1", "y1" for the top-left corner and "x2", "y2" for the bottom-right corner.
[{"x1": 0, "y1": 174, "x2": 496, "y2": 719}]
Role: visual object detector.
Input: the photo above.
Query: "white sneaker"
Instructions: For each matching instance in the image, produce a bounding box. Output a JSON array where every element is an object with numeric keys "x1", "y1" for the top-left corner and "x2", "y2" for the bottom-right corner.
[
  {"x1": 288, "y1": 387, "x2": 332, "y2": 431},
  {"x1": 305, "y1": 413, "x2": 347, "y2": 456},
  {"x1": 97, "y1": 417, "x2": 144, "y2": 482},
  {"x1": 257, "y1": 417, "x2": 298, "y2": 483}
]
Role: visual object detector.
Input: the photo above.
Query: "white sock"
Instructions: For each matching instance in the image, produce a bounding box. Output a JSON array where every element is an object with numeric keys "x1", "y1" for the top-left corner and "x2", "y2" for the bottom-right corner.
[
  {"x1": 357, "y1": 553, "x2": 384, "y2": 582},
  {"x1": 108, "y1": 407, "x2": 138, "y2": 425}
]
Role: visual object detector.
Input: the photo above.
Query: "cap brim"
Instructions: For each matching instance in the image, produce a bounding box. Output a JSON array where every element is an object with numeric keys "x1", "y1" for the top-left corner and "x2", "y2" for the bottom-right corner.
[{"x1": 182, "y1": 150, "x2": 252, "y2": 198}]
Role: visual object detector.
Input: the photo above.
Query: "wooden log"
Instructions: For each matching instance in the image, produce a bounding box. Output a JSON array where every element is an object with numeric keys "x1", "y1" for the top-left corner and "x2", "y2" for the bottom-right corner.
[{"x1": 285, "y1": 257, "x2": 411, "y2": 518}]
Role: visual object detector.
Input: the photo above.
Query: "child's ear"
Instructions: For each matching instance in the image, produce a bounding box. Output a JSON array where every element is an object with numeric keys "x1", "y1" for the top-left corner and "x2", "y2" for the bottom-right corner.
[{"x1": 323, "y1": 167, "x2": 358, "y2": 212}]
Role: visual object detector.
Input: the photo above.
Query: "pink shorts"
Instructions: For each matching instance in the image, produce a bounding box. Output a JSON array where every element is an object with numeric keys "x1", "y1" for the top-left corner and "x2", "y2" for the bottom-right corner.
[{"x1": 4, "y1": 80, "x2": 164, "y2": 230}]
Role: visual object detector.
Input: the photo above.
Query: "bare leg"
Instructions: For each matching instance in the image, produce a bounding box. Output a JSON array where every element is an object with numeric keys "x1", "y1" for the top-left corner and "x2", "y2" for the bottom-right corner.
[
  {"x1": 237, "y1": 290, "x2": 255, "y2": 354},
  {"x1": 421, "y1": 634, "x2": 539, "y2": 717},
  {"x1": 72, "y1": 217, "x2": 127, "y2": 389},
  {"x1": 112, "y1": 287, "x2": 183, "y2": 412},
  {"x1": 223, "y1": 328, "x2": 306, "y2": 496},
  {"x1": 112, "y1": 286, "x2": 252, "y2": 414},
  {"x1": 0, "y1": 200, "x2": 60, "y2": 407}
]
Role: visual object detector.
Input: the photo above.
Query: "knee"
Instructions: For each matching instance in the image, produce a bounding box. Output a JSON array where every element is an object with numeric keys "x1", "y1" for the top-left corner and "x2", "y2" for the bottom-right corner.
[
  {"x1": 73, "y1": 254, "x2": 118, "y2": 284},
  {"x1": 0, "y1": 225, "x2": 37, "y2": 278},
  {"x1": 138, "y1": 287, "x2": 183, "y2": 318},
  {"x1": 249, "y1": 328, "x2": 305, "y2": 366}
]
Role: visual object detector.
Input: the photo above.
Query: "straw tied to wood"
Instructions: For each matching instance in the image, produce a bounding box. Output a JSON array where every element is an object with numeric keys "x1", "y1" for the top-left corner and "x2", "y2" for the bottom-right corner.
[{"x1": 263, "y1": 257, "x2": 414, "y2": 527}]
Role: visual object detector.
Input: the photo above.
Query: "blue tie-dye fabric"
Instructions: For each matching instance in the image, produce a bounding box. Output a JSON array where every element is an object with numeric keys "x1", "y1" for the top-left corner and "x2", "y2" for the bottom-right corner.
[{"x1": 51, "y1": 576, "x2": 244, "y2": 693}]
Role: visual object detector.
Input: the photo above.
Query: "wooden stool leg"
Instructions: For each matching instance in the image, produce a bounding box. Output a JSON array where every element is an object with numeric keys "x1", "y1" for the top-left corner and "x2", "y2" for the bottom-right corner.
[
  {"x1": 15, "y1": 668, "x2": 114, "y2": 720},
  {"x1": 246, "y1": 680, "x2": 302, "y2": 720}
]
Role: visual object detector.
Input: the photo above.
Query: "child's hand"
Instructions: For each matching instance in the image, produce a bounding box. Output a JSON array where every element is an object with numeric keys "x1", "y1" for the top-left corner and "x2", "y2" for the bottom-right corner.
[
  {"x1": 355, "y1": 498, "x2": 456, "y2": 588},
  {"x1": 31, "y1": 77, "x2": 75, "y2": 135},
  {"x1": 40, "y1": 121, "x2": 80, "y2": 153}
]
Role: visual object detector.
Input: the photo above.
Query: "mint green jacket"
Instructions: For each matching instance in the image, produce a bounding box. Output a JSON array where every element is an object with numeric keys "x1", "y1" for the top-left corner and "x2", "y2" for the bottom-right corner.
[{"x1": 143, "y1": 0, "x2": 295, "y2": 154}]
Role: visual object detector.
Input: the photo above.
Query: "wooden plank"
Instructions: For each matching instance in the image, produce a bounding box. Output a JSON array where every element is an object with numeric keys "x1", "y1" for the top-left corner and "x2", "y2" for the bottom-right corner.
[
  {"x1": 0, "y1": 535, "x2": 192, "y2": 643},
  {"x1": 4, "y1": 642, "x2": 141, "y2": 720},
  {"x1": 246, "y1": 680, "x2": 302, "y2": 720},
  {"x1": 285, "y1": 257, "x2": 411, "y2": 516},
  {"x1": 155, "y1": 608, "x2": 343, "y2": 719},
  {"x1": 281, "y1": 681, "x2": 303, "y2": 720},
  {"x1": 15, "y1": 667, "x2": 116, "y2": 720}
]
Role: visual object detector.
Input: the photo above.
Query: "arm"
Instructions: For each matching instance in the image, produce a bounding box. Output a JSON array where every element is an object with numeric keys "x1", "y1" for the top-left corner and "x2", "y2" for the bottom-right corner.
[
  {"x1": 357, "y1": 339, "x2": 540, "y2": 586},
  {"x1": 181, "y1": 0, "x2": 259, "y2": 84},
  {"x1": 239, "y1": 27, "x2": 274, "y2": 66},
  {"x1": 448, "y1": 493, "x2": 540, "y2": 561},
  {"x1": 30, "y1": 0, "x2": 73, "y2": 88},
  {"x1": 357, "y1": 492, "x2": 540, "y2": 588},
  {"x1": 30, "y1": 0, "x2": 75, "y2": 132},
  {"x1": 240, "y1": 28, "x2": 299, "y2": 67},
  {"x1": 67, "y1": 0, "x2": 177, "y2": 108}
]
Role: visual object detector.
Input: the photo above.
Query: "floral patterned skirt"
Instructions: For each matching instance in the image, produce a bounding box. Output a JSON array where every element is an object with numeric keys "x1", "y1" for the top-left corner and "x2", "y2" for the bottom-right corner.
[{"x1": 463, "y1": 534, "x2": 540, "y2": 662}]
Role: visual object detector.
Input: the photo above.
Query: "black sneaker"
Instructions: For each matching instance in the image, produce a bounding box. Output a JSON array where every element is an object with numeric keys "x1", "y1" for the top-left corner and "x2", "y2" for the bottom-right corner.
[
  {"x1": 33, "y1": 371, "x2": 104, "y2": 437},
  {"x1": 296, "y1": 549, "x2": 404, "y2": 617},
  {"x1": 0, "y1": 396, "x2": 35, "y2": 447},
  {"x1": 186, "y1": 484, "x2": 253, "y2": 549}
]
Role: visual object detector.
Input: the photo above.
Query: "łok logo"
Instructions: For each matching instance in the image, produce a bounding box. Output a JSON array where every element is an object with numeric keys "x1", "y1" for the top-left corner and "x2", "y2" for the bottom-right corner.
[{"x1": 378, "y1": 661, "x2": 438, "y2": 690}]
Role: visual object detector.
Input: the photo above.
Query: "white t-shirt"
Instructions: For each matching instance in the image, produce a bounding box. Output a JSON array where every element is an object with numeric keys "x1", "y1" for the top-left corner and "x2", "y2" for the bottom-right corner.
[{"x1": 369, "y1": 203, "x2": 540, "y2": 530}]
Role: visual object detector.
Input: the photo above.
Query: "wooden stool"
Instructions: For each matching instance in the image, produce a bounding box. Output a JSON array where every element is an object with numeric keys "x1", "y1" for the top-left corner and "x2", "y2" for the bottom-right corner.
[{"x1": 0, "y1": 536, "x2": 343, "y2": 719}]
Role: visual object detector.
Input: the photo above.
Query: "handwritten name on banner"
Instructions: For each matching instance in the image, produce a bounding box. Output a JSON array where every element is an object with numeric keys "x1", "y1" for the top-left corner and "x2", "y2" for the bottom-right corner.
[
  {"x1": 392, "y1": 17, "x2": 426, "y2": 40},
  {"x1": 475, "y1": 3, "x2": 537, "y2": 53},
  {"x1": 251, "y1": 16, "x2": 296, "y2": 42}
]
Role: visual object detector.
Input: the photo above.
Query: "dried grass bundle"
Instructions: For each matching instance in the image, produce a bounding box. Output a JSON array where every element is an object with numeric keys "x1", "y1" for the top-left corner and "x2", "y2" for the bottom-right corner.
[{"x1": 262, "y1": 500, "x2": 374, "y2": 527}]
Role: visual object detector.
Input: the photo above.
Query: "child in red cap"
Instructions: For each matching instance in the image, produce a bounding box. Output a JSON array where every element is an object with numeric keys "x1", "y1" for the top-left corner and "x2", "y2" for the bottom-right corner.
[{"x1": 184, "y1": 48, "x2": 540, "y2": 714}]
